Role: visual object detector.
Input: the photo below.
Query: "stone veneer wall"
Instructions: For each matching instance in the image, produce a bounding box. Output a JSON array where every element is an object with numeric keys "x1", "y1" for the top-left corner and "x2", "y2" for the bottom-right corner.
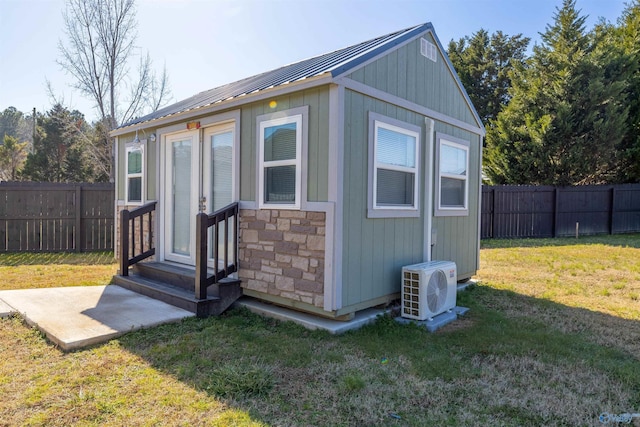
[
  {"x1": 115, "y1": 205, "x2": 155, "y2": 265},
  {"x1": 238, "y1": 209, "x2": 326, "y2": 308}
]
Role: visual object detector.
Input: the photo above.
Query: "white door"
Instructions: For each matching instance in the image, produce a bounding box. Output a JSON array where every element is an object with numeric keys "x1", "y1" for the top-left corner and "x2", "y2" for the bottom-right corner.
[
  {"x1": 164, "y1": 130, "x2": 200, "y2": 264},
  {"x1": 162, "y1": 124, "x2": 236, "y2": 266}
]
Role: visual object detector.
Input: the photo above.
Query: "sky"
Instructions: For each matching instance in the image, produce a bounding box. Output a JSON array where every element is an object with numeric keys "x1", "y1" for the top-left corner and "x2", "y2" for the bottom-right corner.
[{"x1": 0, "y1": 0, "x2": 628, "y2": 122}]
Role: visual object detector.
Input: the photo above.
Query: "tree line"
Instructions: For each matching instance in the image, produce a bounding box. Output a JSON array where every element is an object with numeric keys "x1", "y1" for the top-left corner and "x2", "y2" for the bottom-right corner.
[
  {"x1": 1, "y1": 0, "x2": 638, "y2": 186},
  {"x1": 449, "y1": 0, "x2": 640, "y2": 185},
  {"x1": 0, "y1": 0, "x2": 169, "y2": 183},
  {"x1": 0, "y1": 105, "x2": 110, "y2": 183}
]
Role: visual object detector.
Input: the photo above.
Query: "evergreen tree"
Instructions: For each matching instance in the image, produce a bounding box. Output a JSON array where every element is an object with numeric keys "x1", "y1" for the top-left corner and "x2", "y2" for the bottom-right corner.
[
  {"x1": 485, "y1": 0, "x2": 630, "y2": 185},
  {"x1": 22, "y1": 104, "x2": 94, "y2": 182},
  {"x1": 613, "y1": 0, "x2": 640, "y2": 182},
  {"x1": 448, "y1": 29, "x2": 530, "y2": 125}
]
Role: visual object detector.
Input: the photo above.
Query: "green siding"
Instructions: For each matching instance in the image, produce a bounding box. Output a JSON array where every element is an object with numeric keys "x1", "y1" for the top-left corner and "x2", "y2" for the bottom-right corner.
[
  {"x1": 239, "y1": 87, "x2": 330, "y2": 202},
  {"x1": 431, "y1": 123, "x2": 481, "y2": 278},
  {"x1": 346, "y1": 33, "x2": 478, "y2": 128},
  {"x1": 341, "y1": 88, "x2": 481, "y2": 307},
  {"x1": 342, "y1": 90, "x2": 426, "y2": 307},
  {"x1": 116, "y1": 86, "x2": 330, "y2": 206}
]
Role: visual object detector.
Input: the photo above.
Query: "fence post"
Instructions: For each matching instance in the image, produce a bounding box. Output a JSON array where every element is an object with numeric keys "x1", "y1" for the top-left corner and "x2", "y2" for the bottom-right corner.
[
  {"x1": 491, "y1": 187, "x2": 496, "y2": 239},
  {"x1": 553, "y1": 187, "x2": 559, "y2": 238},
  {"x1": 609, "y1": 187, "x2": 615, "y2": 235},
  {"x1": 75, "y1": 185, "x2": 82, "y2": 252}
]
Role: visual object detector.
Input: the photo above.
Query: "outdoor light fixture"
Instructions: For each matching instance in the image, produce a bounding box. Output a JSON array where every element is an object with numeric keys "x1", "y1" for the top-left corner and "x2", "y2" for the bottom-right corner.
[{"x1": 133, "y1": 129, "x2": 156, "y2": 144}]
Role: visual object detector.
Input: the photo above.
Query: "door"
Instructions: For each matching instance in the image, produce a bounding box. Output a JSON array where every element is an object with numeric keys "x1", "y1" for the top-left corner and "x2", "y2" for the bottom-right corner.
[
  {"x1": 162, "y1": 123, "x2": 236, "y2": 266},
  {"x1": 202, "y1": 124, "x2": 235, "y2": 269},
  {"x1": 164, "y1": 130, "x2": 200, "y2": 264}
]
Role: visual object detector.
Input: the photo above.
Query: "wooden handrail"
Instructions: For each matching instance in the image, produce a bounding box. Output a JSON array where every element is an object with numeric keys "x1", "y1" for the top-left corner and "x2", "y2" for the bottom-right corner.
[
  {"x1": 120, "y1": 201, "x2": 157, "y2": 276},
  {"x1": 195, "y1": 202, "x2": 239, "y2": 299}
]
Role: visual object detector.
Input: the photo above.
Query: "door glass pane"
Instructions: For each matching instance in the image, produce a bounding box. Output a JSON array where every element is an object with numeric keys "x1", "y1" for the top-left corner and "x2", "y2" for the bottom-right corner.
[
  {"x1": 172, "y1": 139, "x2": 191, "y2": 255},
  {"x1": 210, "y1": 131, "x2": 235, "y2": 266},
  {"x1": 211, "y1": 131, "x2": 233, "y2": 212}
]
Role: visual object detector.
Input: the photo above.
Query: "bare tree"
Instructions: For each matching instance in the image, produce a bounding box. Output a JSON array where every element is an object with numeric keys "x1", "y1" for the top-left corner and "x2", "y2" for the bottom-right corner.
[{"x1": 58, "y1": 0, "x2": 171, "y2": 179}]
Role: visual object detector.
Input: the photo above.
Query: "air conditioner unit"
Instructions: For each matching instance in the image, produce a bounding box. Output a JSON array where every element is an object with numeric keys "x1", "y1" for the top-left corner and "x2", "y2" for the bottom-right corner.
[{"x1": 401, "y1": 261, "x2": 457, "y2": 321}]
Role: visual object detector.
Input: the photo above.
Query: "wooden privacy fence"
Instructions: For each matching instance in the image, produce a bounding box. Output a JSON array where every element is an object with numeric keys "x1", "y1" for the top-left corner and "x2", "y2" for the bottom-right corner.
[
  {"x1": 481, "y1": 184, "x2": 640, "y2": 239},
  {"x1": 0, "y1": 182, "x2": 115, "y2": 252}
]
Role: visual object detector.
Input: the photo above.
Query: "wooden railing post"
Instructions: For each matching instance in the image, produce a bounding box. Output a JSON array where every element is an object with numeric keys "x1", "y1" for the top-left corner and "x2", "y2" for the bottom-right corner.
[
  {"x1": 194, "y1": 202, "x2": 239, "y2": 297},
  {"x1": 195, "y1": 212, "x2": 209, "y2": 300},
  {"x1": 120, "y1": 209, "x2": 130, "y2": 276},
  {"x1": 224, "y1": 209, "x2": 229, "y2": 276},
  {"x1": 233, "y1": 206, "x2": 238, "y2": 270}
]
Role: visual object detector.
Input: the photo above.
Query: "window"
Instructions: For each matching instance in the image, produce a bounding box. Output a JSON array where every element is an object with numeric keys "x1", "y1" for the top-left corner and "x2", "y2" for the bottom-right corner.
[
  {"x1": 368, "y1": 113, "x2": 421, "y2": 218},
  {"x1": 258, "y1": 108, "x2": 306, "y2": 209},
  {"x1": 435, "y1": 133, "x2": 469, "y2": 216},
  {"x1": 125, "y1": 142, "x2": 144, "y2": 204}
]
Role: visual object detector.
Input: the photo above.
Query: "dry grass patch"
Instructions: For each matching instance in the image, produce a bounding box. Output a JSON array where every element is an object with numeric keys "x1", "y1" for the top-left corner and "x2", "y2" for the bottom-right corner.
[
  {"x1": 0, "y1": 316, "x2": 265, "y2": 426},
  {"x1": 0, "y1": 252, "x2": 117, "y2": 290},
  {"x1": 2, "y1": 238, "x2": 640, "y2": 426},
  {"x1": 477, "y1": 235, "x2": 640, "y2": 320}
]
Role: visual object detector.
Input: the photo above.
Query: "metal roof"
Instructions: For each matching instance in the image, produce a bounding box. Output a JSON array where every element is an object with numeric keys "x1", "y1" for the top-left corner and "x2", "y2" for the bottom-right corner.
[{"x1": 118, "y1": 23, "x2": 432, "y2": 129}]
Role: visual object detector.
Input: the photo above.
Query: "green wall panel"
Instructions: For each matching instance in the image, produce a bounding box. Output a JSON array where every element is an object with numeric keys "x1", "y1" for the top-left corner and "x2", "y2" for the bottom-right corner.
[
  {"x1": 342, "y1": 90, "x2": 426, "y2": 307},
  {"x1": 238, "y1": 87, "x2": 330, "y2": 202},
  {"x1": 341, "y1": 89, "x2": 481, "y2": 308},
  {"x1": 347, "y1": 33, "x2": 478, "y2": 129},
  {"x1": 117, "y1": 86, "x2": 330, "y2": 206}
]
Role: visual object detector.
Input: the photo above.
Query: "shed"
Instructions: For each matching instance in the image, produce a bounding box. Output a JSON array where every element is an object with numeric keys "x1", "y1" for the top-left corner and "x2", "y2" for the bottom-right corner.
[{"x1": 111, "y1": 22, "x2": 485, "y2": 320}]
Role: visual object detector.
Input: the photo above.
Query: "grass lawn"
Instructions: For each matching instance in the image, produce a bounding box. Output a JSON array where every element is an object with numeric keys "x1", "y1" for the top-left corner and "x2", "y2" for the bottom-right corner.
[
  {"x1": 0, "y1": 252, "x2": 117, "y2": 290},
  {"x1": 1, "y1": 236, "x2": 640, "y2": 426}
]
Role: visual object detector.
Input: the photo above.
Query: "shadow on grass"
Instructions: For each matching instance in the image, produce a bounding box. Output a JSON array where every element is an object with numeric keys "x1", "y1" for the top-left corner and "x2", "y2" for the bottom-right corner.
[
  {"x1": 481, "y1": 233, "x2": 640, "y2": 249},
  {"x1": 118, "y1": 285, "x2": 640, "y2": 426}
]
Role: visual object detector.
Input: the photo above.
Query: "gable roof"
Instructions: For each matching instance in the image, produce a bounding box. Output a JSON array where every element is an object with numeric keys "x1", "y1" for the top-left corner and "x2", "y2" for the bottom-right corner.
[{"x1": 114, "y1": 22, "x2": 483, "y2": 134}]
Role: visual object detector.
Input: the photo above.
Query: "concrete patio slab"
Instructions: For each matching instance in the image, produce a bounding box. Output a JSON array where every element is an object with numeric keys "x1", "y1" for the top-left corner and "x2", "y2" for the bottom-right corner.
[
  {"x1": 0, "y1": 285, "x2": 194, "y2": 351},
  {"x1": 0, "y1": 298, "x2": 14, "y2": 318}
]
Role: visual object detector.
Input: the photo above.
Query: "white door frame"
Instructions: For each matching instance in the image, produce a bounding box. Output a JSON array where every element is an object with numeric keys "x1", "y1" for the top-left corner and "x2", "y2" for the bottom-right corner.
[
  {"x1": 156, "y1": 110, "x2": 241, "y2": 266},
  {"x1": 163, "y1": 129, "x2": 200, "y2": 265}
]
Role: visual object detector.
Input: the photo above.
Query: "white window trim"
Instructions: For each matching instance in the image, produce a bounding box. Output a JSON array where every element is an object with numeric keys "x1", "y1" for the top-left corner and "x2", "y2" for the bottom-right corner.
[
  {"x1": 257, "y1": 106, "x2": 308, "y2": 210},
  {"x1": 435, "y1": 133, "x2": 469, "y2": 217},
  {"x1": 125, "y1": 140, "x2": 145, "y2": 205},
  {"x1": 367, "y1": 112, "x2": 421, "y2": 218}
]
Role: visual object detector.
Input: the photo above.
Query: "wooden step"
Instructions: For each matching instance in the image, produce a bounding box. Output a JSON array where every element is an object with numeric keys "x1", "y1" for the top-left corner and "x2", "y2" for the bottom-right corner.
[
  {"x1": 132, "y1": 261, "x2": 196, "y2": 291},
  {"x1": 115, "y1": 261, "x2": 242, "y2": 317}
]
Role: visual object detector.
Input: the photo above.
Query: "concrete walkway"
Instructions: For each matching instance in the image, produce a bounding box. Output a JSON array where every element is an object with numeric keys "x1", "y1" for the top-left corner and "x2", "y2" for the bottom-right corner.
[{"x1": 0, "y1": 285, "x2": 194, "y2": 351}]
